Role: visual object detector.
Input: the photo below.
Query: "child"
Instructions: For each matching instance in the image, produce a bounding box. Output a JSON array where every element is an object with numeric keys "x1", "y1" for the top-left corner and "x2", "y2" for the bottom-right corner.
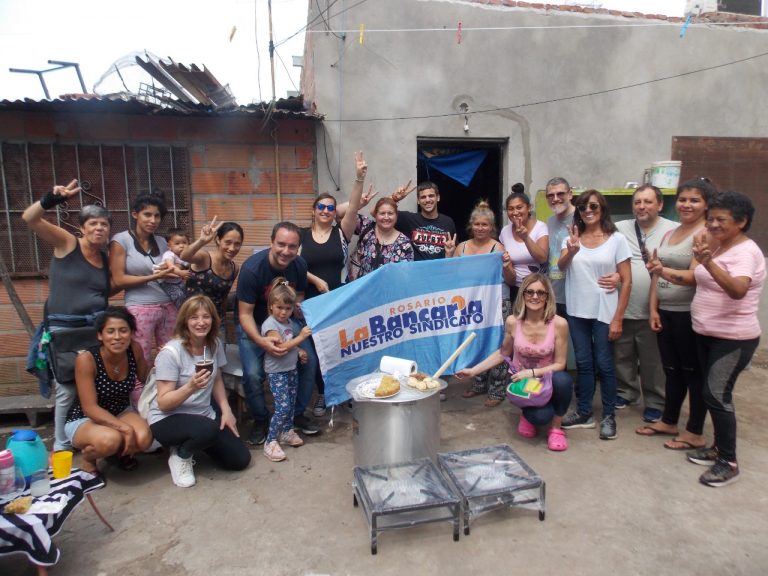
[
  {"x1": 261, "y1": 277, "x2": 312, "y2": 462},
  {"x1": 157, "y1": 228, "x2": 192, "y2": 308}
]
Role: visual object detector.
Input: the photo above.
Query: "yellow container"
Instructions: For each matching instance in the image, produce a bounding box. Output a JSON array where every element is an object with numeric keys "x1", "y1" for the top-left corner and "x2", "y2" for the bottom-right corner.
[{"x1": 51, "y1": 450, "x2": 73, "y2": 479}]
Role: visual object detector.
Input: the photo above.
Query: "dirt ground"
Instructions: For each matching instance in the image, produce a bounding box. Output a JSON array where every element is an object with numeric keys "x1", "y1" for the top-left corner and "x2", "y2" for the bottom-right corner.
[{"x1": 2, "y1": 348, "x2": 768, "y2": 576}]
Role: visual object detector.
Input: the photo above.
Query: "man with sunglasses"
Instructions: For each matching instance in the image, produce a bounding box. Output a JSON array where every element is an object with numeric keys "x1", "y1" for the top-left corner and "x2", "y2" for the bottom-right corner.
[
  {"x1": 544, "y1": 177, "x2": 575, "y2": 317},
  {"x1": 614, "y1": 185, "x2": 678, "y2": 424}
]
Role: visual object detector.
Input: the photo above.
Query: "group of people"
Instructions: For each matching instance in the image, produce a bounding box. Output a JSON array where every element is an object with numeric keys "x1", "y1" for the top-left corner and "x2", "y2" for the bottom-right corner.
[{"x1": 24, "y1": 155, "x2": 764, "y2": 489}]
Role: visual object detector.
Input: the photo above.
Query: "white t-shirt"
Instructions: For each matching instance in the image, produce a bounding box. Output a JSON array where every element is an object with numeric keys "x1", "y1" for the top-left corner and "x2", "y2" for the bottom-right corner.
[
  {"x1": 563, "y1": 233, "x2": 632, "y2": 324},
  {"x1": 499, "y1": 219, "x2": 548, "y2": 298}
]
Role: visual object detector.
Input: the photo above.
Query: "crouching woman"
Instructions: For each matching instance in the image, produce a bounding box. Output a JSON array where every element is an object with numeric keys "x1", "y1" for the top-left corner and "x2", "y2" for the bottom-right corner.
[
  {"x1": 65, "y1": 307, "x2": 153, "y2": 474},
  {"x1": 148, "y1": 295, "x2": 250, "y2": 488}
]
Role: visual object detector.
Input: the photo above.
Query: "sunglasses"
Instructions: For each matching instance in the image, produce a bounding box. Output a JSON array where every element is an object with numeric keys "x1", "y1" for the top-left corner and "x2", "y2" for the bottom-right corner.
[
  {"x1": 523, "y1": 289, "x2": 548, "y2": 299},
  {"x1": 577, "y1": 202, "x2": 600, "y2": 212},
  {"x1": 315, "y1": 203, "x2": 336, "y2": 212}
]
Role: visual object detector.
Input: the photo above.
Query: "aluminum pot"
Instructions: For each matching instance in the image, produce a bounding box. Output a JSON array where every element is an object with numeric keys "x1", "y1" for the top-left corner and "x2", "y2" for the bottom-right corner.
[{"x1": 346, "y1": 373, "x2": 444, "y2": 467}]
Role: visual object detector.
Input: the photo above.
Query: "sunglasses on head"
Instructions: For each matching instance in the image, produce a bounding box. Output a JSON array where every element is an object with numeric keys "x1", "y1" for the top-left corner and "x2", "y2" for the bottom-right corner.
[
  {"x1": 523, "y1": 289, "x2": 548, "y2": 299},
  {"x1": 577, "y1": 202, "x2": 600, "y2": 212},
  {"x1": 315, "y1": 202, "x2": 336, "y2": 212}
]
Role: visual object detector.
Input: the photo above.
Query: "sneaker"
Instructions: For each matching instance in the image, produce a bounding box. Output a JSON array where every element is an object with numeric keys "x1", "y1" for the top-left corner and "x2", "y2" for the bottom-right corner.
[
  {"x1": 599, "y1": 414, "x2": 617, "y2": 440},
  {"x1": 312, "y1": 394, "x2": 327, "y2": 417},
  {"x1": 279, "y1": 429, "x2": 304, "y2": 447},
  {"x1": 263, "y1": 440, "x2": 286, "y2": 462},
  {"x1": 168, "y1": 447, "x2": 196, "y2": 488},
  {"x1": 247, "y1": 425, "x2": 268, "y2": 446},
  {"x1": 293, "y1": 415, "x2": 320, "y2": 435},
  {"x1": 561, "y1": 411, "x2": 595, "y2": 429},
  {"x1": 699, "y1": 458, "x2": 739, "y2": 487},
  {"x1": 615, "y1": 397, "x2": 631, "y2": 410},
  {"x1": 687, "y1": 446, "x2": 718, "y2": 466},
  {"x1": 642, "y1": 408, "x2": 663, "y2": 423}
]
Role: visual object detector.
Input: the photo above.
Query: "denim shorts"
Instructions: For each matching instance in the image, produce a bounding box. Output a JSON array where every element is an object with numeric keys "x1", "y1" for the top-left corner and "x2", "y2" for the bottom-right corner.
[{"x1": 64, "y1": 408, "x2": 136, "y2": 443}]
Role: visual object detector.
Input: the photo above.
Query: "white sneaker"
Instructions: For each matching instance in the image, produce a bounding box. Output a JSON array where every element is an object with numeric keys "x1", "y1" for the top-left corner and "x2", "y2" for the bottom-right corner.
[
  {"x1": 312, "y1": 394, "x2": 327, "y2": 417},
  {"x1": 279, "y1": 429, "x2": 304, "y2": 447},
  {"x1": 168, "y1": 447, "x2": 196, "y2": 488},
  {"x1": 263, "y1": 440, "x2": 286, "y2": 462}
]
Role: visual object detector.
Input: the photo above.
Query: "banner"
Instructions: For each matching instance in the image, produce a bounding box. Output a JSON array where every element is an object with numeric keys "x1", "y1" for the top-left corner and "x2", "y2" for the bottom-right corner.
[{"x1": 301, "y1": 252, "x2": 505, "y2": 407}]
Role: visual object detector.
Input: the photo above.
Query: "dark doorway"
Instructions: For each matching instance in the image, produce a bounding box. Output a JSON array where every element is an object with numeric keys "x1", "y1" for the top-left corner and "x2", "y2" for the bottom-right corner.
[{"x1": 416, "y1": 138, "x2": 506, "y2": 243}]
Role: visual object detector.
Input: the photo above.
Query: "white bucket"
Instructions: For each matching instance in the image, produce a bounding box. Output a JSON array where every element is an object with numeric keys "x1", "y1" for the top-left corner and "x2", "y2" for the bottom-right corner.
[{"x1": 650, "y1": 161, "x2": 681, "y2": 189}]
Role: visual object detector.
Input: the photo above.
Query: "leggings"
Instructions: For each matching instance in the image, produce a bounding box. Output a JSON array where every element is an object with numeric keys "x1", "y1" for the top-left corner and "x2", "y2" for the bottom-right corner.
[
  {"x1": 267, "y1": 369, "x2": 298, "y2": 443},
  {"x1": 696, "y1": 334, "x2": 759, "y2": 463},
  {"x1": 150, "y1": 413, "x2": 251, "y2": 471}
]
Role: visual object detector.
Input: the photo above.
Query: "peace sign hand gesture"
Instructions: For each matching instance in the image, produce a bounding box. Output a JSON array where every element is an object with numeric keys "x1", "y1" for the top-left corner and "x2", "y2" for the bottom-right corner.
[
  {"x1": 514, "y1": 216, "x2": 528, "y2": 239},
  {"x1": 692, "y1": 229, "x2": 712, "y2": 266},
  {"x1": 391, "y1": 180, "x2": 416, "y2": 203},
  {"x1": 566, "y1": 224, "x2": 581, "y2": 254},
  {"x1": 355, "y1": 150, "x2": 368, "y2": 181},
  {"x1": 360, "y1": 184, "x2": 379, "y2": 208},
  {"x1": 199, "y1": 215, "x2": 222, "y2": 244},
  {"x1": 646, "y1": 248, "x2": 663, "y2": 276},
  {"x1": 41, "y1": 179, "x2": 81, "y2": 210},
  {"x1": 444, "y1": 233, "x2": 457, "y2": 256}
]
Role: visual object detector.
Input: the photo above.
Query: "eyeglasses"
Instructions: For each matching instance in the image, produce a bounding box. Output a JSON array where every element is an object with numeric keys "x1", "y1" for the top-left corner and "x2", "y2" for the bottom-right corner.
[
  {"x1": 523, "y1": 289, "x2": 548, "y2": 299},
  {"x1": 577, "y1": 202, "x2": 600, "y2": 212},
  {"x1": 315, "y1": 203, "x2": 336, "y2": 212},
  {"x1": 546, "y1": 192, "x2": 567, "y2": 200}
]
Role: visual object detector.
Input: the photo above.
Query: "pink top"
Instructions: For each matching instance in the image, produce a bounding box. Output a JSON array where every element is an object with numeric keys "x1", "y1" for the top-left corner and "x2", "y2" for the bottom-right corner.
[
  {"x1": 692, "y1": 238, "x2": 765, "y2": 340},
  {"x1": 509, "y1": 318, "x2": 556, "y2": 373}
]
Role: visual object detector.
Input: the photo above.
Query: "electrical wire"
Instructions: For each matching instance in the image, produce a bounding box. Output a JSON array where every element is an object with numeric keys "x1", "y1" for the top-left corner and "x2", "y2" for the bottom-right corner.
[
  {"x1": 254, "y1": 3, "x2": 263, "y2": 103},
  {"x1": 321, "y1": 122, "x2": 340, "y2": 191},
  {"x1": 274, "y1": 46, "x2": 300, "y2": 94},
  {"x1": 274, "y1": 0, "x2": 374, "y2": 48},
  {"x1": 315, "y1": 0, "x2": 343, "y2": 39},
  {"x1": 323, "y1": 49, "x2": 768, "y2": 123}
]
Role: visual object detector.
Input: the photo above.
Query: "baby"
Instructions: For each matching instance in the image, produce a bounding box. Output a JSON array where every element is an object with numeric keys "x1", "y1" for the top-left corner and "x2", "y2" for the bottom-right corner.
[{"x1": 157, "y1": 228, "x2": 192, "y2": 308}]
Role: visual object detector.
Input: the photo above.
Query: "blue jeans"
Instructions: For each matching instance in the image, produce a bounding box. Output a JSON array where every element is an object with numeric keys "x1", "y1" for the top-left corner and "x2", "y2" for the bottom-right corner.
[
  {"x1": 237, "y1": 320, "x2": 318, "y2": 426},
  {"x1": 567, "y1": 316, "x2": 617, "y2": 417},
  {"x1": 522, "y1": 371, "x2": 573, "y2": 426}
]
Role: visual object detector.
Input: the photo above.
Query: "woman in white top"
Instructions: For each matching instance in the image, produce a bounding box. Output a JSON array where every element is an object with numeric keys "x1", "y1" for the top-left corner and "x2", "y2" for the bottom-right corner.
[
  {"x1": 557, "y1": 190, "x2": 631, "y2": 441},
  {"x1": 498, "y1": 183, "x2": 549, "y2": 303}
]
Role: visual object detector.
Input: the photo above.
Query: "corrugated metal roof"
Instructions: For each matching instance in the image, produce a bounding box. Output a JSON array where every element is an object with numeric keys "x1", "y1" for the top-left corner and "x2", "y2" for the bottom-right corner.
[{"x1": 0, "y1": 94, "x2": 323, "y2": 120}]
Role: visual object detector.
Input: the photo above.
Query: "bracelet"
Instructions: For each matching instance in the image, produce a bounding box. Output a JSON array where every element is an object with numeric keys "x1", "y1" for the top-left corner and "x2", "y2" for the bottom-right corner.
[
  {"x1": 40, "y1": 191, "x2": 68, "y2": 210},
  {"x1": 355, "y1": 177, "x2": 365, "y2": 183}
]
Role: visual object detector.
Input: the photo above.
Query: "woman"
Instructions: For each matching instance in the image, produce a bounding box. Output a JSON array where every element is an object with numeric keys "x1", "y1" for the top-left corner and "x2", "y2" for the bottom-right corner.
[
  {"x1": 348, "y1": 197, "x2": 413, "y2": 280},
  {"x1": 457, "y1": 274, "x2": 572, "y2": 451},
  {"x1": 454, "y1": 200, "x2": 516, "y2": 407},
  {"x1": 22, "y1": 180, "x2": 112, "y2": 452},
  {"x1": 65, "y1": 307, "x2": 152, "y2": 473},
  {"x1": 558, "y1": 190, "x2": 632, "y2": 440},
  {"x1": 686, "y1": 191, "x2": 764, "y2": 487},
  {"x1": 640, "y1": 178, "x2": 717, "y2": 449},
  {"x1": 110, "y1": 194, "x2": 177, "y2": 381},
  {"x1": 300, "y1": 152, "x2": 366, "y2": 416},
  {"x1": 498, "y1": 183, "x2": 549, "y2": 303},
  {"x1": 148, "y1": 295, "x2": 250, "y2": 488},
  {"x1": 180, "y1": 218, "x2": 244, "y2": 338}
]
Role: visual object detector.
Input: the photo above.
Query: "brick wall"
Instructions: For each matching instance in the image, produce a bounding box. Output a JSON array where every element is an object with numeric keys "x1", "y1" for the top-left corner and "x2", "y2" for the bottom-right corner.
[{"x1": 0, "y1": 109, "x2": 318, "y2": 395}]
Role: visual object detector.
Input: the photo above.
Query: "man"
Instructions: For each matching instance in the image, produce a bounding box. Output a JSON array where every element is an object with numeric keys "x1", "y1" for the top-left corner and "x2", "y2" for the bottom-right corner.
[
  {"x1": 394, "y1": 181, "x2": 456, "y2": 260},
  {"x1": 237, "y1": 222, "x2": 319, "y2": 446},
  {"x1": 544, "y1": 177, "x2": 575, "y2": 317},
  {"x1": 614, "y1": 185, "x2": 678, "y2": 423}
]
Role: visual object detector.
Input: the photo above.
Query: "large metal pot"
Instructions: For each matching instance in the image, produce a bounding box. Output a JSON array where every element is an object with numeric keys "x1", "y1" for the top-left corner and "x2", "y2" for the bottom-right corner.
[{"x1": 346, "y1": 372, "x2": 444, "y2": 467}]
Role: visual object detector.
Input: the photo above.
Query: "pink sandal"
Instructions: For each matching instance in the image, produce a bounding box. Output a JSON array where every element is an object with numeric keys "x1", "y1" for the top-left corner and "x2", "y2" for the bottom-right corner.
[
  {"x1": 547, "y1": 428, "x2": 568, "y2": 452},
  {"x1": 518, "y1": 415, "x2": 537, "y2": 438}
]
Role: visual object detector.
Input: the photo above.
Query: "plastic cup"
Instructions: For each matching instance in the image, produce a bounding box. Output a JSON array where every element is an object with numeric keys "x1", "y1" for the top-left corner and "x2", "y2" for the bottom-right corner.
[
  {"x1": 195, "y1": 360, "x2": 214, "y2": 374},
  {"x1": 30, "y1": 469, "x2": 50, "y2": 497},
  {"x1": 52, "y1": 450, "x2": 73, "y2": 479}
]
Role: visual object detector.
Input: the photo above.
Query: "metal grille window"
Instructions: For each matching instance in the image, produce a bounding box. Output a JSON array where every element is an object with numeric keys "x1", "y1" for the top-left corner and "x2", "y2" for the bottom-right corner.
[{"x1": 1, "y1": 143, "x2": 190, "y2": 276}]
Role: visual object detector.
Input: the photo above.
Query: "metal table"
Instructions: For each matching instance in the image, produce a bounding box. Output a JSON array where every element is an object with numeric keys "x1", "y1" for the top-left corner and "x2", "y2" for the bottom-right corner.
[
  {"x1": 438, "y1": 444, "x2": 545, "y2": 535},
  {"x1": 352, "y1": 458, "x2": 461, "y2": 554}
]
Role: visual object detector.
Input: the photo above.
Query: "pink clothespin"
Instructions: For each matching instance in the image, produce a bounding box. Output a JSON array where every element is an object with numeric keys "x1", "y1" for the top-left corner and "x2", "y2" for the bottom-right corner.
[{"x1": 457, "y1": 21, "x2": 462, "y2": 44}]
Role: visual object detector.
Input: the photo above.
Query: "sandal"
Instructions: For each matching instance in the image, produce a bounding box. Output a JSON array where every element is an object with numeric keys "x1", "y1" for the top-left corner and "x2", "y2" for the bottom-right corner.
[
  {"x1": 462, "y1": 389, "x2": 482, "y2": 399},
  {"x1": 547, "y1": 428, "x2": 568, "y2": 452},
  {"x1": 518, "y1": 415, "x2": 537, "y2": 438},
  {"x1": 484, "y1": 398, "x2": 503, "y2": 408},
  {"x1": 107, "y1": 455, "x2": 139, "y2": 471}
]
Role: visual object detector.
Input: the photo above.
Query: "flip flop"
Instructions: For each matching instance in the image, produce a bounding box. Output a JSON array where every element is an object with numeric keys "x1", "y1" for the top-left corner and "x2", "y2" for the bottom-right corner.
[
  {"x1": 664, "y1": 438, "x2": 706, "y2": 451},
  {"x1": 462, "y1": 389, "x2": 482, "y2": 399},
  {"x1": 635, "y1": 425, "x2": 677, "y2": 437},
  {"x1": 484, "y1": 398, "x2": 503, "y2": 408}
]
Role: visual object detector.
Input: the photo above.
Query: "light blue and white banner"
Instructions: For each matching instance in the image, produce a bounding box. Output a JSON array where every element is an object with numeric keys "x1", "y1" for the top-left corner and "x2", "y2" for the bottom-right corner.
[{"x1": 301, "y1": 252, "x2": 505, "y2": 407}]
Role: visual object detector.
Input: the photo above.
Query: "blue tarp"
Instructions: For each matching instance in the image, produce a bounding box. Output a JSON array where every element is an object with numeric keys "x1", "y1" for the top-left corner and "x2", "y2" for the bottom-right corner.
[{"x1": 418, "y1": 149, "x2": 488, "y2": 187}]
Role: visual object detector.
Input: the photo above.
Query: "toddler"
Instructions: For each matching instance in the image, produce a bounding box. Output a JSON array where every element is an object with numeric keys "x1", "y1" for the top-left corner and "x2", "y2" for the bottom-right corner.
[{"x1": 157, "y1": 228, "x2": 192, "y2": 308}]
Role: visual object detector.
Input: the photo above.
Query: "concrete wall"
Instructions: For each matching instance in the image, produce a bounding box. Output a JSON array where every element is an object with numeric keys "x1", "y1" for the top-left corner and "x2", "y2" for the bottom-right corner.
[
  {"x1": 303, "y1": 1, "x2": 768, "y2": 210},
  {"x1": 0, "y1": 110, "x2": 317, "y2": 394}
]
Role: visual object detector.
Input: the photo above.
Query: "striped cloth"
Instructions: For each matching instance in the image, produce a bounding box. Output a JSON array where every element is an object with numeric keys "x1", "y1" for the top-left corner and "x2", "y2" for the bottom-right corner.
[{"x1": 0, "y1": 469, "x2": 105, "y2": 567}]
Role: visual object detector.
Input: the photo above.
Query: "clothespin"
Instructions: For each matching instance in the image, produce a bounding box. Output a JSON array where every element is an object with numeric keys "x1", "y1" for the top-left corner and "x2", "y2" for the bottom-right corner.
[
  {"x1": 680, "y1": 13, "x2": 692, "y2": 38},
  {"x1": 457, "y1": 21, "x2": 462, "y2": 44},
  {"x1": 359, "y1": 23, "x2": 365, "y2": 45}
]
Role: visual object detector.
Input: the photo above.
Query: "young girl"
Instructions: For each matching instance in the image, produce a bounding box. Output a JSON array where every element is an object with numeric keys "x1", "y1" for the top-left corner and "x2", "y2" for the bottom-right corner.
[
  {"x1": 261, "y1": 277, "x2": 312, "y2": 462},
  {"x1": 158, "y1": 228, "x2": 192, "y2": 308}
]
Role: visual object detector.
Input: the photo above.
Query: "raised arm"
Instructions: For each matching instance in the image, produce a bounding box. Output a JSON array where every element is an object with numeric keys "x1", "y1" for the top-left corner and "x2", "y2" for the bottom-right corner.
[
  {"x1": 181, "y1": 216, "x2": 222, "y2": 268},
  {"x1": 22, "y1": 180, "x2": 80, "y2": 255},
  {"x1": 557, "y1": 225, "x2": 581, "y2": 270},
  {"x1": 693, "y1": 234, "x2": 751, "y2": 299},
  {"x1": 339, "y1": 152, "x2": 368, "y2": 240}
]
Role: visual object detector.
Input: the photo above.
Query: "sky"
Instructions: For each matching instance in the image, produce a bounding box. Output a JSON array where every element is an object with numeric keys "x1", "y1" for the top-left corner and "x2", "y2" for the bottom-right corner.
[{"x1": 0, "y1": 0, "x2": 685, "y2": 104}]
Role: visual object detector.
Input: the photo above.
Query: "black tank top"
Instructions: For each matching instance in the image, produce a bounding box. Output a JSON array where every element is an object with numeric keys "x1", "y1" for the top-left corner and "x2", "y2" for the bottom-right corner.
[
  {"x1": 47, "y1": 238, "x2": 109, "y2": 318},
  {"x1": 300, "y1": 227, "x2": 348, "y2": 299},
  {"x1": 66, "y1": 346, "x2": 137, "y2": 421}
]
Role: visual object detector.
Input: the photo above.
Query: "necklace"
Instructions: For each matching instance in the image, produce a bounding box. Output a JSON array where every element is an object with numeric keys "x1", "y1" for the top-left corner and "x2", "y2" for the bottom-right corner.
[{"x1": 101, "y1": 351, "x2": 125, "y2": 376}]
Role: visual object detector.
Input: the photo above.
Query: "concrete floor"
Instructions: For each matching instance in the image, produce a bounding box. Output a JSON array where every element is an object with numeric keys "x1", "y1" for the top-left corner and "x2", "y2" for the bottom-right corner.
[{"x1": 3, "y1": 349, "x2": 768, "y2": 576}]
